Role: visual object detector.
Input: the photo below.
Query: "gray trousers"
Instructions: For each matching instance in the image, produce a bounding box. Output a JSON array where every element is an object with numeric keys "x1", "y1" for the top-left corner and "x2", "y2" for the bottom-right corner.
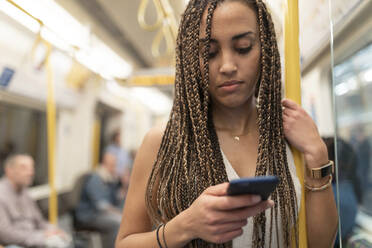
[{"x1": 78, "y1": 212, "x2": 121, "y2": 248}]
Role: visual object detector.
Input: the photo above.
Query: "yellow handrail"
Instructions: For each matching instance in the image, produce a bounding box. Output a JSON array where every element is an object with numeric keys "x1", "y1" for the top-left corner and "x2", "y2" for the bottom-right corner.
[
  {"x1": 284, "y1": 0, "x2": 307, "y2": 247},
  {"x1": 131, "y1": 74, "x2": 174, "y2": 86},
  {"x1": 7, "y1": 0, "x2": 59, "y2": 224},
  {"x1": 45, "y1": 39, "x2": 58, "y2": 225},
  {"x1": 6, "y1": 0, "x2": 42, "y2": 26}
]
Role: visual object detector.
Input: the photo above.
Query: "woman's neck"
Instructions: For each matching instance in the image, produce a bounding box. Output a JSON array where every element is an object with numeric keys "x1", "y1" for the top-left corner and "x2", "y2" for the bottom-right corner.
[{"x1": 212, "y1": 98, "x2": 257, "y2": 135}]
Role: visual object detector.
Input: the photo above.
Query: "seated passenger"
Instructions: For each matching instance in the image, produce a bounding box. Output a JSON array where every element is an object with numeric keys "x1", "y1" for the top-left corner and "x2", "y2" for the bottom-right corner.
[
  {"x1": 75, "y1": 152, "x2": 122, "y2": 248},
  {"x1": 0, "y1": 154, "x2": 71, "y2": 248}
]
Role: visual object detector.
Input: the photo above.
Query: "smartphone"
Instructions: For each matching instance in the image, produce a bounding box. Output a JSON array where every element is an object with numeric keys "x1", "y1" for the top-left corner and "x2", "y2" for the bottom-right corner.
[{"x1": 227, "y1": 175, "x2": 279, "y2": 200}]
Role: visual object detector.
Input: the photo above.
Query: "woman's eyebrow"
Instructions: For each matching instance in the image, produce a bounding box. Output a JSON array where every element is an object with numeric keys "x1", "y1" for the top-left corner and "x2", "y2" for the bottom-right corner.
[
  {"x1": 199, "y1": 31, "x2": 255, "y2": 43},
  {"x1": 232, "y1": 31, "x2": 254, "y2": 40}
]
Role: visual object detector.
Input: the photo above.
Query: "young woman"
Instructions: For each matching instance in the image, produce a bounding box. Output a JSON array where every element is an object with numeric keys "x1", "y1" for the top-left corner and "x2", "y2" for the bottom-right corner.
[{"x1": 115, "y1": 0, "x2": 338, "y2": 247}]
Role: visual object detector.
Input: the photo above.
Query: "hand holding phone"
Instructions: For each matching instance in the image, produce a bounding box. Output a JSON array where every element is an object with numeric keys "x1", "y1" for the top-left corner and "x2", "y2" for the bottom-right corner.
[{"x1": 227, "y1": 176, "x2": 279, "y2": 200}]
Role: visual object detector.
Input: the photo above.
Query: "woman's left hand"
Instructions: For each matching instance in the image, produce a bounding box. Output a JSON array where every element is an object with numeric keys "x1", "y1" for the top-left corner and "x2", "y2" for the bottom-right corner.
[{"x1": 281, "y1": 98, "x2": 328, "y2": 168}]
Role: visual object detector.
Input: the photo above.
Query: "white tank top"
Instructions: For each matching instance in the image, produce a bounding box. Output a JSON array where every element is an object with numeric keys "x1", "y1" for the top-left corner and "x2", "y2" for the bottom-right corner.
[{"x1": 222, "y1": 143, "x2": 302, "y2": 248}]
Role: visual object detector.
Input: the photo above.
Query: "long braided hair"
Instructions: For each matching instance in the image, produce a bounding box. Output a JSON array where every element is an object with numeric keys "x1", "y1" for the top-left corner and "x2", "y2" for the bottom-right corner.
[{"x1": 145, "y1": 0, "x2": 298, "y2": 247}]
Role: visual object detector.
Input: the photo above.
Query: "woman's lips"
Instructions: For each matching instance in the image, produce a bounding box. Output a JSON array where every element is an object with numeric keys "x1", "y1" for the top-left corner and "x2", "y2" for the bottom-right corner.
[{"x1": 219, "y1": 80, "x2": 243, "y2": 92}]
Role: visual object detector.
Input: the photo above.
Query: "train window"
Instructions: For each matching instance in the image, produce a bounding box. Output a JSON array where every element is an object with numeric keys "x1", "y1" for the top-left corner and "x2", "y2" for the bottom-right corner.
[
  {"x1": 0, "y1": 102, "x2": 48, "y2": 186},
  {"x1": 333, "y1": 42, "x2": 372, "y2": 245}
]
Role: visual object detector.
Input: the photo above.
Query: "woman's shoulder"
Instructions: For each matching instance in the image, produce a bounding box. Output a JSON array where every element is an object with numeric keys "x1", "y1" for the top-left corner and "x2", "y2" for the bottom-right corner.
[
  {"x1": 142, "y1": 124, "x2": 166, "y2": 151},
  {"x1": 133, "y1": 123, "x2": 167, "y2": 171}
]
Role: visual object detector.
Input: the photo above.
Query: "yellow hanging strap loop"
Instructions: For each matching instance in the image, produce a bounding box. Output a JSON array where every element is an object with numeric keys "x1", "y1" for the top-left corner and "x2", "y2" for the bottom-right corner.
[
  {"x1": 44, "y1": 40, "x2": 58, "y2": 225},
  {"x1": 138, "y1": 0, "x2": 177, "y2": 57},
  {"x1": 138, "y1": 0, "x2": 163, "y2": 31},
  {"x1": 284, "y1": 0, "x2": 308, "y2": 247},
  {"x1": 158, "y1": 0, "x2": 178, "y2": 41},
  {"x1": 150, "y1": 0, "x2": 178, "y2": 57},
  {"x1": 152, "y1": 25, "x2": 174, "y2": 57}
]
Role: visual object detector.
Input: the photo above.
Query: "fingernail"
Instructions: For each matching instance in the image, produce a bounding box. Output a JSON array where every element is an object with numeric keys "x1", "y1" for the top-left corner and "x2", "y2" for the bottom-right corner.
[{"x1": 268, "y1": 200, "x2": 274, "y2": 207}]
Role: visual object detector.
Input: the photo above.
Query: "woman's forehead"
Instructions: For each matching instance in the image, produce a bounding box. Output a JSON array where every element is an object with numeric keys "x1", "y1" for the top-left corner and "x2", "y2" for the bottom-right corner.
[{"x1": 199, "y1": 1, "x2": 258, "y2": 39}]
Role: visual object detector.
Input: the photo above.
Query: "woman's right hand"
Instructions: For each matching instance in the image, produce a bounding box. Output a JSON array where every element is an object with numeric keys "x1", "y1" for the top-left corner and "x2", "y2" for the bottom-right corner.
[{"x1": 181, "y1": 182, "x2": 274, "y2": 244}]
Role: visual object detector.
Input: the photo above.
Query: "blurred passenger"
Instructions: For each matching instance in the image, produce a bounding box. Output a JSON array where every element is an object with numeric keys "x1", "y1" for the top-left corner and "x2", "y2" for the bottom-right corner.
[
  {"x1": 0, "y1": 154, "x2": 71, "y2": 248},
  {"x1": 323, "y1": 137, "x2": 361, "y2": 246},
  {"x1": 75, "y1": 152, "x2": 122, "y2": 248},
  {"x1": 116, "y1": 167, "x2": 131, "y2": 209},
  {"x1": 105, "y1": 130, "x2": 132, "y2": 178},
  {"x1": 350, "y1": 125, "x2": 371, "y2": 201}
]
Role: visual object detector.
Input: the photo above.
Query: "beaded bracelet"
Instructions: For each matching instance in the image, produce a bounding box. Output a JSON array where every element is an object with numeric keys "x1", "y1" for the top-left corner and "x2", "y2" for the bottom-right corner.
[
  {"x1": 156, "y1": 224, "x2": 164, "y2": 248},
  {"x1": 304, "y1": 175, "x2": 333, "y2": 192}
]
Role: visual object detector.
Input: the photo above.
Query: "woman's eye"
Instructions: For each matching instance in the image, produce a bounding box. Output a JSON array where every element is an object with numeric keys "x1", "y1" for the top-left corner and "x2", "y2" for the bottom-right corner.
[
  {"x1": 208, "y1": 50, "x2": 218, "y2": 59},
  {"x1": 237, "y1": 46, "x2": 252, "y2": 54}
]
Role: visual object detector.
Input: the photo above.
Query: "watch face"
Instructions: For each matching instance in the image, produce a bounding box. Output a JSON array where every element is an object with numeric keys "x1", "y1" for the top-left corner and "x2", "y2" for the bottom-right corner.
[{"x1": 321, "y1": 163, "x2": 334, "y2": 178}]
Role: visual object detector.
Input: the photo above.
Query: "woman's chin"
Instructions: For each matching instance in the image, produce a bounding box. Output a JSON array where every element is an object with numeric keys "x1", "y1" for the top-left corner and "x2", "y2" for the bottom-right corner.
[
  {"x1": 218, "y1": 99, "x2": 251, "y2": 109},
  {"x1": 213, "y1": 95, "x2": 254, "y2": 109}
]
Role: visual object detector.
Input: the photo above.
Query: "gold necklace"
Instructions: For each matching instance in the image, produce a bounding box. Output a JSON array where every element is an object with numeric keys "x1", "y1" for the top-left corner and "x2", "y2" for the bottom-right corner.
[
  {"x1": 232, "y1": 132, "x2": 250, "y2": 141},
  {"x1": 215, "y1": 127, "x2": 251, "y2": 141}
]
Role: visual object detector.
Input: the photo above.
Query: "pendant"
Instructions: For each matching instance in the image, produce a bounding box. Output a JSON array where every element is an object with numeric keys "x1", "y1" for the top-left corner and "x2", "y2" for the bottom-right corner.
[{"x1": 234, "y1": 136, "x2": 240, "y2": 141}]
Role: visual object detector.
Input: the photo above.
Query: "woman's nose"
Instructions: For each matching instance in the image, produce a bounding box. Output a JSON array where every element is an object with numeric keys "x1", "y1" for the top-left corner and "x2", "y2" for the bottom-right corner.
[{"x1": 219, "y1": 53, "x2": 237, "y2": 75}]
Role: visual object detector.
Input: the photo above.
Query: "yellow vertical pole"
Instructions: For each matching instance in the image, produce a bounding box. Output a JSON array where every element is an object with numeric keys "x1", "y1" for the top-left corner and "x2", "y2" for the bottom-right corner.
[
  {"x1": 6, "y1": 0, "x2": 57, "y2": 224},
  {"x1": 45, "y1": 40, "x2": 58, "y2": 224},
  {"x1": 284, "y1": 0, "x2": 307, "y2": 247},
  {"x1": 92, "y1": 118, "x2": 101, "y2": 170}
]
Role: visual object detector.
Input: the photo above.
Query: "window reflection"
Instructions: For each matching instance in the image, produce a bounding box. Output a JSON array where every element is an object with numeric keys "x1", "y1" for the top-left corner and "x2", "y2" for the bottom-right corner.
[{"x1": 334, "y1": 43, "x2": 372, "y2": 246}]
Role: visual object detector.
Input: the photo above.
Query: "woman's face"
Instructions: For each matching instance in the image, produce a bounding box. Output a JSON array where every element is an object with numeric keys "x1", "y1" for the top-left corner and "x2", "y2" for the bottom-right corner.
[{"x1": 200, "y1": 1, "x2": 261, "y2": 108}]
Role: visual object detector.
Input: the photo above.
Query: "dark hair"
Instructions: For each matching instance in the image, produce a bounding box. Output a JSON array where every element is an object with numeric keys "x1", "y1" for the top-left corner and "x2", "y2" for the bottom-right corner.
[
  {"x1": 146, "y1": 1, "x2": 298, "y2": 247},
  {"x1": 111, "y1": 130, "x2": 120, "y2": 143}
]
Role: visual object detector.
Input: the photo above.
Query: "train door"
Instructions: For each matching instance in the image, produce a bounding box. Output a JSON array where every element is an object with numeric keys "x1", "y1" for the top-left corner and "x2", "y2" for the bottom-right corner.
[{"x1": 93, "y1": 101, "x2": 123, "y2": 168}]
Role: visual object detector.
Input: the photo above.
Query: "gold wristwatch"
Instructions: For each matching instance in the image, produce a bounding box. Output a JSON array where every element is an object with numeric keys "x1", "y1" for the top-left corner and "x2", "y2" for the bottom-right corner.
[{"x1": 306, "y1": 160, "x2": 334, "y2": 179}]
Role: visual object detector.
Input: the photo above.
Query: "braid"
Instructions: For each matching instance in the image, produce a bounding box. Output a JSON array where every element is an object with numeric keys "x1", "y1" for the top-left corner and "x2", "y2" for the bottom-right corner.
[
  {"x1": 146, "y1": 0, "x2": 298, "y2": 247},
  {"x1": 253, "y1": 1, "x2": 298, "y2": 247}
]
